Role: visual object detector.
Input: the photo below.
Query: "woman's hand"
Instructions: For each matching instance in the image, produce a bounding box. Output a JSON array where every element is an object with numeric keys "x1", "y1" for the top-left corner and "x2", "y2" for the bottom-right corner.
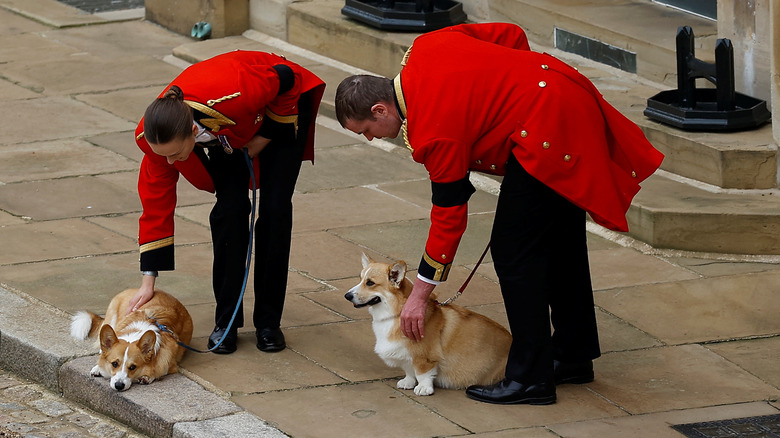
[
  {"x1": 245, "y1": 135, "x2": 272, "y2": 158},
  {"x1": 127, "y1": 275, "x2": 156, "y2": 315}
]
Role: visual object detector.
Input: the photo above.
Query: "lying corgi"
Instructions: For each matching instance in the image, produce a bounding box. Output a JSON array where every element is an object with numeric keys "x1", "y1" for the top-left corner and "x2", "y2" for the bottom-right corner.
[
  {"x1": 345, "y1": 254, "x2": 512, "y2": 396},
  {"x1": 70, "y1": 289, "x2": 193, "y2": 391}
]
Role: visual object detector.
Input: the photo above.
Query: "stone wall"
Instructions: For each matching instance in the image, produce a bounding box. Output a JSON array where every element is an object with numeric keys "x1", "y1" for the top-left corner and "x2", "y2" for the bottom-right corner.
[{"x1": 717, "y1": 0, "x2": 771, "y2": 107}]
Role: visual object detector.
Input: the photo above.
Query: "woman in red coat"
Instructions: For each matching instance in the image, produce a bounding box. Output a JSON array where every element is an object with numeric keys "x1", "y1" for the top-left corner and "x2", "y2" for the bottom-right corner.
[
  {"x1": 336, "y1": 23, "x2": 662, "y2": 404},
  {"x1": 132, "y1": 50, "x2": 325, "y2": 354}
]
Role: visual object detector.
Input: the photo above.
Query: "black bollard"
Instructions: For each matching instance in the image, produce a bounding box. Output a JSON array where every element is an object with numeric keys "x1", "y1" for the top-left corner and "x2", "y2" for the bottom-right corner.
[{"x1": 645, "y1": 26, "x2": 770, "y2": 131}]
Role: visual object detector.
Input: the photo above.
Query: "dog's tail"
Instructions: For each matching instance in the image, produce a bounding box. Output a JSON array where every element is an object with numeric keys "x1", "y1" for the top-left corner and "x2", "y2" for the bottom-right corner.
[{"x1": 69, "y1": 311, "x2": 104, "y2": 340}]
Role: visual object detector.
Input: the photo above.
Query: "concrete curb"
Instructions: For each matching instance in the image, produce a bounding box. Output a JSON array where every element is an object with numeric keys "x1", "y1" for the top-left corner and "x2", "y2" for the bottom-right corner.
[{"x1": 0, "y1": 286, "x2": 287, "y2": 438}]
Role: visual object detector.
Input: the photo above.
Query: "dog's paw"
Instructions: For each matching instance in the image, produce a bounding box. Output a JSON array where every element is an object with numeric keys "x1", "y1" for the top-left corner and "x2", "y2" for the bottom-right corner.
[
  {"x1": 90, "y1": 365, "x2": 103, "y2": 377},
  {"x1": 413, "y1": 384, "x2": 434, "y2": 396},
  {"x1": 397, "y1": 376, "x2": 416, "y2": 390},
  {"x1": 138, "y1": 376, "x2": 155, "y2": 385}
]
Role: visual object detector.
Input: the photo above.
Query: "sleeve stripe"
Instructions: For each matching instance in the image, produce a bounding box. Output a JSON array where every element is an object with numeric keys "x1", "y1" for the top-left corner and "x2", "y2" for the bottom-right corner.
[{"x1": 140, "y1": 236, "x2": 174, "y2": 253}]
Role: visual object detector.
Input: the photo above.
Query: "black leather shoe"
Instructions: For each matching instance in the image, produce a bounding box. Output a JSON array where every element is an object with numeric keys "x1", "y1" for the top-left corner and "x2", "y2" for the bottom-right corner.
[
  {"x1": 256, "y1": 327, "x2": 286, "y2": 352},
  {"x1": 207, "y1": 326, "x2": 237, "y2": 354},
  {"x1": 554, "y1": 359, "x2": 594, "y2": 385},
  {"x1": 466, "y1": 378, "x2": 556, "y2": 405}
]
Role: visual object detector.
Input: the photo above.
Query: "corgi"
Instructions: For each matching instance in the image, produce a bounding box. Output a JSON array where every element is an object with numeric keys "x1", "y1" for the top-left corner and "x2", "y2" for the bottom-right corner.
[
  {"x1": 70, "y1": 288, "x2": 193, "y2": 391},
  {"x1": 345, "y1": 254, "x2": 512, "y2": 396}
]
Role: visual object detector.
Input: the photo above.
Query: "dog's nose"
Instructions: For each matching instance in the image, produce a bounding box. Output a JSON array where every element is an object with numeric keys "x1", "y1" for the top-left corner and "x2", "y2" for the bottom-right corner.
[
  {"x1": 344, "y1": 292, "x2": 353, "y2": 301},
  {"x1": 114, "y1": 381, "x2": 125, "y2": 391}
]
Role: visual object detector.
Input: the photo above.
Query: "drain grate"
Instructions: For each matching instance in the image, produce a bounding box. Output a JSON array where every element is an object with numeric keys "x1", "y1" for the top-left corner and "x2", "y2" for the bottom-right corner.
[
  {"x1": 56, "y1": 0, "x2": 144, "y2": 13},
  {"x1": 672, "y1": 414, "x2": 780, "y2": 438}
]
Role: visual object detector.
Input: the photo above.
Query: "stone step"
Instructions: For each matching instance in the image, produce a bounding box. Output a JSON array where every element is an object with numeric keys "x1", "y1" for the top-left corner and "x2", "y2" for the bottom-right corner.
[
  {"x1": 629, "y1": 172, "x2": 780, "y2": 255},
  {"x1": 485, "y1": 0, "x2": 717, "y2": 87}
]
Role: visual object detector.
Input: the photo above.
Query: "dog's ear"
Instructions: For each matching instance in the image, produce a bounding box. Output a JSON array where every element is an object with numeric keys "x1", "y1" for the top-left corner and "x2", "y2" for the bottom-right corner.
[
  {"x1": 389, "y1": 261, "x2": 407, "y2": 288},
  {"x1": 99, "y1": 325, "x2": 118, "y2": 352},
  {"x1": 138, "y1": 330, "x2": 157, "y2": 361},
  {"x1": 361, "y1": 252, "x2": 374, "y2": 268}
]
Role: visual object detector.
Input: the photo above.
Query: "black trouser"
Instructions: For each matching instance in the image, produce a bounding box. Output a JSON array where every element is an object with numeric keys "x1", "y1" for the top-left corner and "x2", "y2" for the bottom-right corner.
[
  {"x1": 490, "y1": 154, "x2": 601, "y2": 385},
  {"x1": 204, "y1": 94, "x2": 311, "y2": 332}
]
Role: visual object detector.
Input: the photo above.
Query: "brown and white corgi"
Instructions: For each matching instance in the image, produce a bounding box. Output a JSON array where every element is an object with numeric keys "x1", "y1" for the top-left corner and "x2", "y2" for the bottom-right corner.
[
  {"x1": 345, "y1": 254, "x2": 512, "y2": 396},
  {"x1": 70, "y1": 288, "x2": 193, "y2": 391}
]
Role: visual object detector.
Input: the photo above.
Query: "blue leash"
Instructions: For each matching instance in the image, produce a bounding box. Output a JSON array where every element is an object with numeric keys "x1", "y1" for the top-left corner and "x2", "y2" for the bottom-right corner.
[{"x1": 155, "y1": 148, "x2": 256, "y2": 353}]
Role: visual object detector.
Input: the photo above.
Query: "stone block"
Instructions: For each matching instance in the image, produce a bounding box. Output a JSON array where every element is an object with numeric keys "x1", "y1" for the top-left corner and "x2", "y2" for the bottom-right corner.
[{"x1": 145, "y1": 0, "x2": 248, "y2": 39}]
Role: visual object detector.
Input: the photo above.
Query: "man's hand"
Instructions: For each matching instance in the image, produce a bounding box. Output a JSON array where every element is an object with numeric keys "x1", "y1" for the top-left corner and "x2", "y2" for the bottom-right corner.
[
  {"x1": 245, "y1": 135, "x2": 272, "y2": 158},
  {"x1": 127, "y1": 275, "x2": 155, "y2": 315},
  {"x1": 400, "y1": 279, "x2": 436, "y2": 341}
]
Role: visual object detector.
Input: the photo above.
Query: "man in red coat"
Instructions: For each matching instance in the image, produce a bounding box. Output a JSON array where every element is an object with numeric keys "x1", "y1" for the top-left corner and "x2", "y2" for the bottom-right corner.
[
  {"x1": 133, "y1": 50, "x2": 325, "y2": 354},
  {"x1": 336, "y1": 23, "x2": 663, "y2": 404}
]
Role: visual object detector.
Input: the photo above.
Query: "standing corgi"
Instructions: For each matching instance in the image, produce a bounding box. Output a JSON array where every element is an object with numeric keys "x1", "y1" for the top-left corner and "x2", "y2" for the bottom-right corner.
[
  {"x1": 70, "y1": 289, "x2": 193, "y2": 391},
  {"x1": 345, "y1": 254, "x2": 511, "y2": 396}
]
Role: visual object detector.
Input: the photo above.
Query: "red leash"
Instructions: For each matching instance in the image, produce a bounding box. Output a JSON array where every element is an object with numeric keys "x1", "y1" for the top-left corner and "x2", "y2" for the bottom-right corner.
[{"x1": 438, "y1": 242, "x2": 491, "y2": 306}]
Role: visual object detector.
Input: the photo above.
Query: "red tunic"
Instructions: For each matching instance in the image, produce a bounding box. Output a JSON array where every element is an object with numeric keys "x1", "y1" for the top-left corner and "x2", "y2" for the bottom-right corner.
[
  {"x1": 136, "y1": 50, "x2": 325, "y2": 271},
  {"x1": 395, "y1": 23, "x2": 663, "y2": 281}
]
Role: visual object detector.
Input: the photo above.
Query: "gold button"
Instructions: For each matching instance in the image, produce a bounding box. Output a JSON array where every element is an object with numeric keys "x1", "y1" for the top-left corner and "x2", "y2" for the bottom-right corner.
[
  {"x1": 539, "y1": 81, "x2": 547, "y2": 88},
  {"x1": 542, "y1": 141, "x2": 550, "y2": 149},
  {"x1": 490, "y1": 164, "x2": 496, "y2": 170},
  {"x1": 541, "y1": 64, "x2": 549, "y2": 70},
  {"x1": 520, "y1": 130, "x2": 528, "y2": 138},
  {"x1": 631, "y1": 170, "x2": 637, "y2": 178},
  {"x1": 441, "y1": 254, "x2": 447, "y2": 259},
  {"x1": 564, "y1": 154, "x2": 571, "y2": 162},
  {"x1": 475, "y1": 160, "x2": 482, "y2": 165}
]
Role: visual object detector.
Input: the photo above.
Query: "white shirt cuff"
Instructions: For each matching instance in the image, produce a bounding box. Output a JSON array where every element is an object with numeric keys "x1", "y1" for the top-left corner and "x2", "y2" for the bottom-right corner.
[{"x1": 416, "y1": 273, "x2": 440, "y2": 286}]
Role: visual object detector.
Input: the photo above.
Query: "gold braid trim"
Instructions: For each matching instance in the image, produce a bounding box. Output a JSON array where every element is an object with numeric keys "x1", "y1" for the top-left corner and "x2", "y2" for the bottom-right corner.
[
  {"x1": 393, "y1": 74, "x2": 412, "y2": 154},
  {"x1": 401, "y1": 44, "x2": 413, "y2": 66},
  {"x1": 140, "y1": 237, "x2": 174, "y2": 254},
  {"x1": 185, "y1": 100, "x2": 236, "y2": 133},
  {"x1": 136, "y1": 132, "x2": 145, "y2": 140},
  {"x1": 423, "y1": 252, "x2": 451, "y2": 282},
  {"x1": 207, "y1": 92, "x2": 241, "y2": 107}
]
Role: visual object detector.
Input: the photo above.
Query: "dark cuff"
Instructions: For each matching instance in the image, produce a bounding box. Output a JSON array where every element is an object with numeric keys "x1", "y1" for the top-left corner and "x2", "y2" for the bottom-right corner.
[
  {"x1": 418, "y1": 252, "x2": 451, "y2": 282},
  {"x1": 140, "y1": 244, "x2": 174, "y2": 272},
  {"x1": 256, "y1": 116, "x2": 296, "y2": 141},
  {"x1": 431, "y1": 174, "x2": 476, "y2": 207}
]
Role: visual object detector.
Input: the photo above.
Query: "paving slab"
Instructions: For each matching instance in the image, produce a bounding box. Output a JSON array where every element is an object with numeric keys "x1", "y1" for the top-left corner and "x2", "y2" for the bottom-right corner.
[
  {"x1": 549, "y1": 401, "x2": 780, "y2": 438},
  {"x1": 295, "y1": 143, "x2": 428, "y2": 192},
  {"x1": 84, "y1": 130, "x2": 145, "y2": 162},
  {"x1": 172, "y1": 411, "x2": 287, "y2": 438},
  {"x1": 0, "y1": 219, "x2": 137, "y2": 265},
  {"x1": 410, "y1": 383, "x2": 627, "y2": 433},
  {"x1": 41, "y1": 20, "x2": 192, "y2": 59},
  {"x1": 706, "y1": 336, "x2": 780, "y2": 390},
  {"x1": 233, "y1": 382, "x2": 469, "y2": 438},
  {"x1": 76, "y1": 86, "x2": 164, "y2": 124},
  {"x1": 2, "y1": 54, "x2": 182, "y2": 95},
  {"x1": 180, "y1": 334, "x2": 347, "y2": 394},
  {"x1": 0, "y1": 176, "x2": 140, "y2": 221},
  {"x1": 0, "y1": 139, "x2": 137, "y2": 184},
  {"x1": 588, "y1": 345, "x2": 780, "y2": 414},
  {"x1": 595, "y1": 269, "x2": 780, "y2": 344},
  {"x1": 1, "y1": 97, "x2": 134, "y2": 145},
  {"x1": 589, "y1": 246, "x2": 701, "y2": 290}
]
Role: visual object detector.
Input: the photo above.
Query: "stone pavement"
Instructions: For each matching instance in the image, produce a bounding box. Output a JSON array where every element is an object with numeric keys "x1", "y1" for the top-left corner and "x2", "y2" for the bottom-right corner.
[
  {"x1": 0, "y1": 1, "x2": 779, "y2": 437},
  {"x1": 0, "y1": 366, "x2": 147, "y2": 437}
]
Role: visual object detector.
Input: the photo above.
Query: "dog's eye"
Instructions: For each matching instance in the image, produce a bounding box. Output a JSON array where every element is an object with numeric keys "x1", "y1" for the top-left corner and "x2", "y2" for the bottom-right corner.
[
  {"x1": 128, "y1": 365, "x2": 136, "y2": 371},
  {"x1": 366, "y1": 280, "x2": 375, "y2": 286},
  {"x1": 111, "y1": 361, "x2": 119, "y2": 368}
]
